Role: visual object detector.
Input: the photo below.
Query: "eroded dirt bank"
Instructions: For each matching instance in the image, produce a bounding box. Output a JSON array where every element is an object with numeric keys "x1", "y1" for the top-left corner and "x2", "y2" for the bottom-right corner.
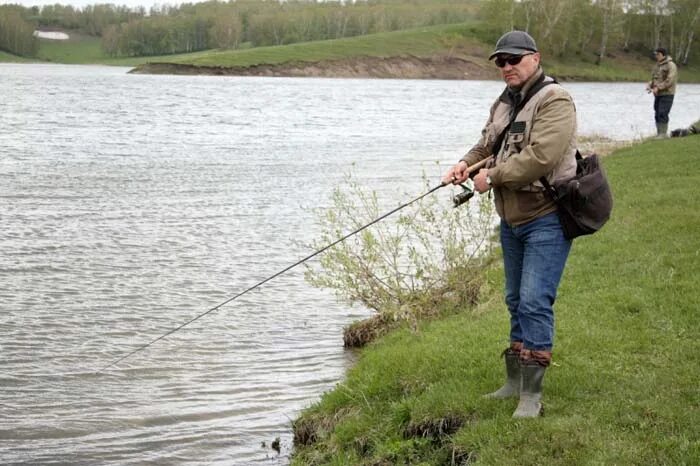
[{"x1": 129, "y1": 55, "x2": 500, "y2": 80}]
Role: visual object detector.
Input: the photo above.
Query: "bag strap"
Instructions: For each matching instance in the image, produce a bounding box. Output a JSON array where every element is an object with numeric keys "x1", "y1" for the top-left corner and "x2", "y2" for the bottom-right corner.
[{"x1": 492, "y1": 74, "x2": 558, "y2": 156}]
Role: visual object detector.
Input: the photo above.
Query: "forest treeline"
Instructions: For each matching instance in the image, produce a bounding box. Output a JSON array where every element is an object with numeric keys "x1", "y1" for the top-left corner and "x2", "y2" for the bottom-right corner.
[
  {"x1": 485, "y1": 0, "x2": 700, "y2": 65},
  {"x1": 0, "y1": 5, "x2": 39, "y2": 56},
  {"x1": 1, "y1": 0, "x2": 698, "y2": 65}
]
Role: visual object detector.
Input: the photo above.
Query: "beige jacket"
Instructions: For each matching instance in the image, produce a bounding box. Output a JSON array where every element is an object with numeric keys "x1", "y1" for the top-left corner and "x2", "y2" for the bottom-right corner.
[
  {"x1": 461, "y1": 69, "x2": 577, "y2": 226},
  {"x1": 651, "y1": 56, "x2": 678, "y2": 95}
]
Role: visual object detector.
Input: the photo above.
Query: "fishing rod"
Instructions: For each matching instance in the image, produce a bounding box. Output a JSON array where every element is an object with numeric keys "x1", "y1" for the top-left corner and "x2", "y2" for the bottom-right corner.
[{"x1": 97, "y1": 158, "x2": 491, "y2": 374}]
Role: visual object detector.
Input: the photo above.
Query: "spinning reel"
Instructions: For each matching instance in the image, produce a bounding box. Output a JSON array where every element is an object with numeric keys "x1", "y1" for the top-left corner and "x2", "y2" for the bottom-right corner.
[{"x1": 452, "y1": 179, "x2": 475, "y2": 208}]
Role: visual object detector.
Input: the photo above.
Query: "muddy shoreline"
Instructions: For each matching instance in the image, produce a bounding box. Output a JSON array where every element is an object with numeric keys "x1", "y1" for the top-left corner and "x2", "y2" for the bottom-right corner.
[{"x1": 129, "y1": 55, "x2": 501, "y2": 80}]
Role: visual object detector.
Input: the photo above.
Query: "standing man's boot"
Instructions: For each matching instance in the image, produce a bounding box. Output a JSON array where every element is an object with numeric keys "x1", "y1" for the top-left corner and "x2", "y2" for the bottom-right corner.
[
  {"x1": 512, "y1": 349, "x2": 550, "y2": 418},
  {"x1": 656, "y1": 123, "x2": 669, "y2": 138},
  {"x1": 484, "y1": 342, "x2": 522, "y2": 399}
]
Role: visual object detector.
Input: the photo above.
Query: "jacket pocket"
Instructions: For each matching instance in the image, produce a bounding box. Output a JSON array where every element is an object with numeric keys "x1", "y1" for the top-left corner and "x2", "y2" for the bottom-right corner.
[{"x1": 504, "y1": 132, "x2": 525, "y2": 153}]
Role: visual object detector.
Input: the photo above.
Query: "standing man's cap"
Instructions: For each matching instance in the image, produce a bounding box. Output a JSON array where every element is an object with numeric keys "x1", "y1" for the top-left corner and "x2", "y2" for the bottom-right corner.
[
  {"x1": 489, "y1": 31, "x2": 538, "y2": 59},
  {"x1": 655, "y1": 47, "x2": 668, "y2": 56}
]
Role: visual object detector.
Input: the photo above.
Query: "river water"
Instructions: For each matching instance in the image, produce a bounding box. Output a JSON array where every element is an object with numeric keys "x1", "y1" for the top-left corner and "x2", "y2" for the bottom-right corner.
[{"x1": 2, "y1": 64, "x2": 699, "y2": 465}]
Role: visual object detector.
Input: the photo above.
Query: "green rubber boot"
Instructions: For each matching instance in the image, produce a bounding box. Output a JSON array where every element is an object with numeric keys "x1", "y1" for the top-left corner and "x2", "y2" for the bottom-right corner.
[
  {"x1": 484, "y1": 348, "x2": 521, "y2": 399},
  {"x1": 656, "y1": 123, "x2": 669, "y2": 138},
  {"x1": 512, "y1": 362, "x2": 546, "y2": 418}
]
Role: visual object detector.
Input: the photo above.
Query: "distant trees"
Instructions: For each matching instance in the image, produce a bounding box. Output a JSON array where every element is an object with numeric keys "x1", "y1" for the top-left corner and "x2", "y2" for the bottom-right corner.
[
  {"x1": 666, "y1": 0, "x2": 700, "y2": 65},
  {"x1": 35, "y1": 4, "x2": 81, "y2": 30},
  {"x1": 3, "y1": 0, "x2": 697, "y2": 64},
  {"x1": 0, "y1": 6, "x2": 39, "y2": 57},
  {"x1": 209, "y1": 11, "x2": 244, "y2": 50},
  {"x1": 482, "y1": 0, "x2": 700, "y2": 64},
  {"x1": 99, "y1": 0, "x2": 478, "y2": 57},
  {"x1": 35, "y1": 3, "x2": 143, "y2": 36},
  {"x1": 79, "y1": 4, "x2": 143, "y2": 36},
  {"x1": 102, "y1": 16, "x2": 210, "y2": 56}
]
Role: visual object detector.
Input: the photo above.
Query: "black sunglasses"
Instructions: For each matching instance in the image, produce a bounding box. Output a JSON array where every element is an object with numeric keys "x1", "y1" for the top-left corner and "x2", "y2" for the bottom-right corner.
[{"x1": 494, "y1": 53, "x2": 533, "y2": 68}]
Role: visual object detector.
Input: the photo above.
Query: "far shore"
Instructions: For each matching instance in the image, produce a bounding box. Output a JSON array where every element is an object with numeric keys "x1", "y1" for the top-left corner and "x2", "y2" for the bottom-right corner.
[
  {"x1": 129, "y1": 56, "x2": 501, "y2": 80},
  {"x1": 127, "y1": 55, "x2": 699, "y2": 83}
]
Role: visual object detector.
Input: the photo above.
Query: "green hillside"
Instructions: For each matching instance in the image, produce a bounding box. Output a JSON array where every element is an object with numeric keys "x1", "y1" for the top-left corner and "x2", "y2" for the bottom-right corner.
[
  {"x1": 7, "y1": 22, "x2": 700, "y2": 82},
  {"x1": 145, "y1": 23, "x2": 700, "y2": 82},
  {"x1": 35, "y1": 31, "x2": 105, "y2": 63},
  {"x1": 13, "y1": 32, "x2": 193, "y2": 66},
  {"x1": 157, "y1": 21, "x2": 700, "y2": 82},
  {"x1": 164, "y1": 22, "x2": 487, "y2": 68}
]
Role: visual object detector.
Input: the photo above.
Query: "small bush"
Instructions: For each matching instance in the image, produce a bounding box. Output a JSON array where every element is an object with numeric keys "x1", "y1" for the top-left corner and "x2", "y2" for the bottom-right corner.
[{"x1": 304, "y1": 171, "x2": 495, "y2": 322}]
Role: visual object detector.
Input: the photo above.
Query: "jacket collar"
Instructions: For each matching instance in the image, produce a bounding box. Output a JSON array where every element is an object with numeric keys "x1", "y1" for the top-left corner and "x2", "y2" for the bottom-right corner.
[{"x1": 499, "y1": 67, "x2": 545, "y2": 105}]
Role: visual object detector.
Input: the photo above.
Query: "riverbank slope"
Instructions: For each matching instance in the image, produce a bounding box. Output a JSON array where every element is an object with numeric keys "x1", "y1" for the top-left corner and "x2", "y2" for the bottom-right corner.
[{"x1": 291, "y1": 137, "x2": 700, "y2": 465}]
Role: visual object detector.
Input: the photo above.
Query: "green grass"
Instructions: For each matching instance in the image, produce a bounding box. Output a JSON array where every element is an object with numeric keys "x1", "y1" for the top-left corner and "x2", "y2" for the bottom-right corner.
[
  {"x1": 0, "y1": 49, "x2": 33, "y2": 62},
  {"x1": 35, "y1": 31, "x2": 105, "y2": 63},
  {"x1": 166, "y1": 22, "x2": 488, "y2": 68},
  {"x1": 546, "y1": 51, "x2": 700, "y2": 82},
  {"x1": 548, "y1": 57, "x2": 654, "y2": 82},
  {"x1": 292, "y1": 137, "x2": 700, "y2": 465}
]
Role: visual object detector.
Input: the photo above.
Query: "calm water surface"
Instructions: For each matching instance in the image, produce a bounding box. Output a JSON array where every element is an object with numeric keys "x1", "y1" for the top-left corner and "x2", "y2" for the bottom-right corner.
[{"x1": 2, "y1": 64, "x2": 700, "y2": 465}]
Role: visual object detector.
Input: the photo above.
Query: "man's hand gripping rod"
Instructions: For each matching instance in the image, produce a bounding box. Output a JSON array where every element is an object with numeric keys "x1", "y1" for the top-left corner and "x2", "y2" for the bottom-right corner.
[{"x1": 451, "y1": 157, "x2": 493, "y2": 208}]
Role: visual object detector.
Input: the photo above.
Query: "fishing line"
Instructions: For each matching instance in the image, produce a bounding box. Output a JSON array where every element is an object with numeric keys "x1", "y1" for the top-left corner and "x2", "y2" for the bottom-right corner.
[{"x1": 96, "y1": 181, "x2": 449, "y2": 374}]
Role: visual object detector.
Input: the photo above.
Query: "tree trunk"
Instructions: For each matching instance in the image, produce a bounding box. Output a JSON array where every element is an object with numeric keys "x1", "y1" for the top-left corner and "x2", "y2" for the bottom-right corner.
[
  {"x1": 539, "y1": 0, "x2": 567, "y2": 41},
  {"x1": 682, "y1": 6, "x2": 700, "y2": 65},
  {"x1": 653, "y1": 7, "x2": 663, "y2": 49},
  {"x1": 597, "y1": 0, "x2": 616, "y2": 65}
]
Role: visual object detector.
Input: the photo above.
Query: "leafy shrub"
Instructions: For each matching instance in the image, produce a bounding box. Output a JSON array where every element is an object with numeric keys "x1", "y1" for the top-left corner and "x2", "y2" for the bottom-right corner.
[{"x1": 304, "y1": 172, "x2": 495, "y2": 319}]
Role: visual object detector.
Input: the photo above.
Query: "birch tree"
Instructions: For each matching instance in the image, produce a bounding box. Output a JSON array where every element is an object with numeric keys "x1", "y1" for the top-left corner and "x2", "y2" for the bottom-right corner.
[{"x1": 596, "y1": 0, "x2": 622, "y2": 64}]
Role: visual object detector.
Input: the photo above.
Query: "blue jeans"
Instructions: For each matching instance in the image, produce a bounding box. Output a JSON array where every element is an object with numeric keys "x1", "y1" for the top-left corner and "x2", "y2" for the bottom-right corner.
[{"x1": 500, "y1": 212, "x2": 571, "y2": 351}]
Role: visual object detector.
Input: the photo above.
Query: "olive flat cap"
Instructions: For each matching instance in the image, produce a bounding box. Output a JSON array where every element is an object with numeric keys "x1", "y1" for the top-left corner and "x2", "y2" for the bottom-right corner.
[{"x1": 489, "y1": 31, "x2": 538, "y2": 59}]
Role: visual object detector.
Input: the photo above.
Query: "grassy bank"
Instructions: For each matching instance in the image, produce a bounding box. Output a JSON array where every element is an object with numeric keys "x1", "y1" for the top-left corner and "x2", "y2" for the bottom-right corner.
[
  {"x1": 6, "y1": 22, "x2": 700, "y2": 82},
  {"x1": 162, "y1": 22, "x2": 487, "y2": 68},
  {"x1": 291, "y1": 137, "x2": 700, "y2": 465}
]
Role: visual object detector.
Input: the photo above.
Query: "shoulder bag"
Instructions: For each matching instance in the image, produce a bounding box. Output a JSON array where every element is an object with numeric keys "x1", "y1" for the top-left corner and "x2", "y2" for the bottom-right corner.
[{"x1": 540, "y1": 151, "x2": 613, "y2": 240}]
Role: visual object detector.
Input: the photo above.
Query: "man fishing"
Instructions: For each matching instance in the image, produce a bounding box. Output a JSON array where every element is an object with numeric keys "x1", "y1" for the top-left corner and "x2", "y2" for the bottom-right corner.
[
  {"x1": 442, "y1": 30, "x2": 578, "y2": 418},
  {"x1": 646, "y1": 47, "x2": 678, "y2": 138}
]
